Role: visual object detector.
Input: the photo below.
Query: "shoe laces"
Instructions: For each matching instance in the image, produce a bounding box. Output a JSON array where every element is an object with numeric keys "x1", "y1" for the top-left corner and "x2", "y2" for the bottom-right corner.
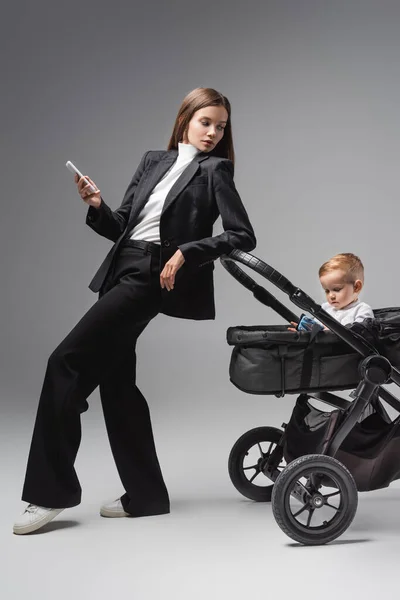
[{"x1": 25, "y1": 504, "x2": 39, "y2": 513}]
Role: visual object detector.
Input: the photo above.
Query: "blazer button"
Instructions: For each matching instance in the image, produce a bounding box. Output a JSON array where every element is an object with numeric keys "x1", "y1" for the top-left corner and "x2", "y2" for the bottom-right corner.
[{"x1": 163, "y1": 240, "x2": 171, "y2": 247}]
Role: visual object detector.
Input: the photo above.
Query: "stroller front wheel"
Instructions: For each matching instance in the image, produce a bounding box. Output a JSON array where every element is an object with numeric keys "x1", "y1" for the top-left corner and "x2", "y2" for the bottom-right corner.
[
  {"x1": 271, "y1": 454, "x2": 358, "y2": 545},
  {"x1": 228, "y1": 426, "x2": 285, "y2": 502}
]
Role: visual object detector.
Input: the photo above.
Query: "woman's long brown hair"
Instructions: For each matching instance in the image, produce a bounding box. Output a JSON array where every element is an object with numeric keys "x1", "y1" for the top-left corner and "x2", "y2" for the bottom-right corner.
[{"x1": 168, "y1": 87, "x2": 235, "y2": 164}]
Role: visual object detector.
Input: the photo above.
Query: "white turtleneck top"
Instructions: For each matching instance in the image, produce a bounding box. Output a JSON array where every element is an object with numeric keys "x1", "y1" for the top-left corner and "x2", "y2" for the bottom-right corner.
[{"x1": 129, "y1": 142, "x2": 200, "y2": 243}]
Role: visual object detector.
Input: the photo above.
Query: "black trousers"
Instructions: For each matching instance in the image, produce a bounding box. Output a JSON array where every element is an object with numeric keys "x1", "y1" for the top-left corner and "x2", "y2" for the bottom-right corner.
[{"x1": 21, "y1": 243, "x2": 170, "y2": 516}]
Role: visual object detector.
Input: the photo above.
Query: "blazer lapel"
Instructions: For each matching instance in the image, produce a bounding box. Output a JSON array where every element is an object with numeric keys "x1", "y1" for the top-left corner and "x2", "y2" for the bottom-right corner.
[
  {"x1": 161, "y1": 153, "x2": 209, "y2": 216},
  {"x1": 126, "y1": 151, "x2": 178, "y2": 229}
]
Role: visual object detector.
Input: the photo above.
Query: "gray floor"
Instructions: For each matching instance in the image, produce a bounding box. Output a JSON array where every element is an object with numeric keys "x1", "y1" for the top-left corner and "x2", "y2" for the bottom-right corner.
[{"x1": 2, "y1": 400, "x2": 400, "y2": 600}]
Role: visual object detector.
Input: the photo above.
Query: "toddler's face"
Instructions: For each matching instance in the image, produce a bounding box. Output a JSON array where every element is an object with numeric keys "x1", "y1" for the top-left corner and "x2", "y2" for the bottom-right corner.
[{"x1": 319, "y1": 269, "x2": 361, "y2": 309}]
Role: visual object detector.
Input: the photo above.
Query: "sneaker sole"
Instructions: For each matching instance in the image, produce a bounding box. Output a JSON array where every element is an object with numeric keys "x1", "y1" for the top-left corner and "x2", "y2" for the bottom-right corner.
[
  {"x1": 13, "y1": 509, "x2": 64, "y2": 535},
  {"x1": 100, "y1": 507, "x2": 130, "y2": 518}
]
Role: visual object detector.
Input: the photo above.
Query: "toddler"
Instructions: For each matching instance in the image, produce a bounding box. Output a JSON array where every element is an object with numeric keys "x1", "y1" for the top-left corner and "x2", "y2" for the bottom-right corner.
[{"x1": 289, "y1": 253, "x2": 373, "y2": 331}]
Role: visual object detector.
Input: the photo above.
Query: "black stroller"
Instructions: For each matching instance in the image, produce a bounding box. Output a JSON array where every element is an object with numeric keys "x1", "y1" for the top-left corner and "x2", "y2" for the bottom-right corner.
[{"x1": 220, "y1": 250, "x2": 400, "y2": 546}]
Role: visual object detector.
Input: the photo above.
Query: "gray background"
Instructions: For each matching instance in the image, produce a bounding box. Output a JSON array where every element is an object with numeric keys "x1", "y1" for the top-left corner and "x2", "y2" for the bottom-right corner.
[{"x1": 2, "y1": 1, "x2": 400, "y2": 598}]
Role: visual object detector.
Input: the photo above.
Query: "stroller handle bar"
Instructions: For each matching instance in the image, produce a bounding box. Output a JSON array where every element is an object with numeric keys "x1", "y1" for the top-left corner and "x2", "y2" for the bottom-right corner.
[
  {"x1": 219, "y1": 251, "x2": 300, "y2": 324},
  {"x1": 219, "y1": 250, "x2": 400, "y2": 381},
  {"x1": 220, "y1": 250, "x2": 322, "y2": 314}
]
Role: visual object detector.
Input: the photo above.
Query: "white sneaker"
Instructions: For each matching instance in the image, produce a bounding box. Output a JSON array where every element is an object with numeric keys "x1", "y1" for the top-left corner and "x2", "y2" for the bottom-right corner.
[
  {"x1": 100, "y1": 498, "x2": 130, "y2": 518},
  {"x1": 13, "y1": 504, "x2": 64, "y2": 535}
]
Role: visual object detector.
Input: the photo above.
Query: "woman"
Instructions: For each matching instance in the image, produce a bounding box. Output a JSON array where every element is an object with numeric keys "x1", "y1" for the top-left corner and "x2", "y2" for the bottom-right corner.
[{"x1": 14, "y1": 87, "x2": 256, "y2": 534}]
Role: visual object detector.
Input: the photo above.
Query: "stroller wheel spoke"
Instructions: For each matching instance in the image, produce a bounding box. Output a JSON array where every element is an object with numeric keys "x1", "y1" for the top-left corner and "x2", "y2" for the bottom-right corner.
[
  {"x1": 306, "y1": 508, "x2": 315, "y2": 528},
  {"x1": 292, "y1": 504, "x2": 309, "y2": 519},
  {"x1": 325, "y1": 501, "x2": 340, "y2": 511},
  {"x1": 323, "y1": 491, "x2": 341, "y2": 499},
  {"x1": 257, "y1": 443, "x2": 264, "y2": 457},
  {"x1": 266, "y1": 441, "x2": 274, "y2": 456},
  {"x1": 249, "y1": 470, "x2": 262, "y2": 483},
  {"x1": 308, "y1": 473, "x2": 323, "y2": 492},
  {"x1": 243, "y1": 463, "x2": 259, "y2": 471}
]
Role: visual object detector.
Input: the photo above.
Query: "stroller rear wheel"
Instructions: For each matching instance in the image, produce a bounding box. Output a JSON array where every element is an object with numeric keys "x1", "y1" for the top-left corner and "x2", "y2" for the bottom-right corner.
[
  {"x1": 271, "y1": 454, "x2": 358, "y2": 545},
  {"x1": 228, "y1": 427, "x2": 285, "y2": 501}
]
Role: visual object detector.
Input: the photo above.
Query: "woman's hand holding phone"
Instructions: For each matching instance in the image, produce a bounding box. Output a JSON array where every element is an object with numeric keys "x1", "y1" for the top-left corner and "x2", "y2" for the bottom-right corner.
[
  {"x1": 66, "y1": 161, "x2": 101, "y2": 208},
  {"x1": 74, "y1": 174, "x2": 101, "y2": 208}
]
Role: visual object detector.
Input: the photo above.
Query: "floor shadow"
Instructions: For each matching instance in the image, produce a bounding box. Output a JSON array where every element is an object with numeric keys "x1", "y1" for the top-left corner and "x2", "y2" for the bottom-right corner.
[{"x1": 286, "y1": 537, "x2": 372, "y2": 548}]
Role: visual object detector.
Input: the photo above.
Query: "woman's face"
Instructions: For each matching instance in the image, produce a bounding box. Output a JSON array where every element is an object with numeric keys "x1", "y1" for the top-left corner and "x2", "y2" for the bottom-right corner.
[{"x1": 183, "y1": 105, "x2": 228, "y2": 152}]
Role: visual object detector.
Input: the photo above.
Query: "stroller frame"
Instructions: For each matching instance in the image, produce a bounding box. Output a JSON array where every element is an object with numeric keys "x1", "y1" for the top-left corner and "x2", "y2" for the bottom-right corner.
[{"x1": 221, "y1": 250, "x2": 400, "y2": 545}]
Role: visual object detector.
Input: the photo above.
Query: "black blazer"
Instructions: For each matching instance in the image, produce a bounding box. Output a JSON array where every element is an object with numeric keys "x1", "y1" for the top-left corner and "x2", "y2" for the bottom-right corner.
[{"x1": 86, "y1": 149, "x2": 256, "y2": 320}]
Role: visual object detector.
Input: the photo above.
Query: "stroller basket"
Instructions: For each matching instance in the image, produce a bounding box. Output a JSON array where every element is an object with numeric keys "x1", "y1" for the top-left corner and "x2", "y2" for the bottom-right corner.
[{"x1": 284, "y1": 394, "x2": 400, "y2": 492}]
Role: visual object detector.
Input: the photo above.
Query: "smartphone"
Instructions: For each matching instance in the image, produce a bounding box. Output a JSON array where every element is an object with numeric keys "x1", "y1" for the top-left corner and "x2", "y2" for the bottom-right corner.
[
  {"x1": 297, "y1": 315, "x2": 324, "y2": 332},
  {"x1": 66, "y1": 160, "x2": 97, "y2": 194}
]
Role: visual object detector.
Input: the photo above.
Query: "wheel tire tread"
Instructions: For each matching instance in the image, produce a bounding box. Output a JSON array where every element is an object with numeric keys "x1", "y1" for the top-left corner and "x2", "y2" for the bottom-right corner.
[
  {"x1": 228, "y1": 427, "x2": 283, "y2": 502},
  {"x1": 271, "y1": 454, "x2": 358, "y2": 545}
]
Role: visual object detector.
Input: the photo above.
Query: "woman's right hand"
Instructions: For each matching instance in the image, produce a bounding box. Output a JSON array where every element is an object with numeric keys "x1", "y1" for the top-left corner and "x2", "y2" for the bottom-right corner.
[
  {"x1": 288, "y1": 321, "x2": 298, "y2": 332},
  {"x1": 75, "y1": 174, "x2": 101, "y2": 209}
]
